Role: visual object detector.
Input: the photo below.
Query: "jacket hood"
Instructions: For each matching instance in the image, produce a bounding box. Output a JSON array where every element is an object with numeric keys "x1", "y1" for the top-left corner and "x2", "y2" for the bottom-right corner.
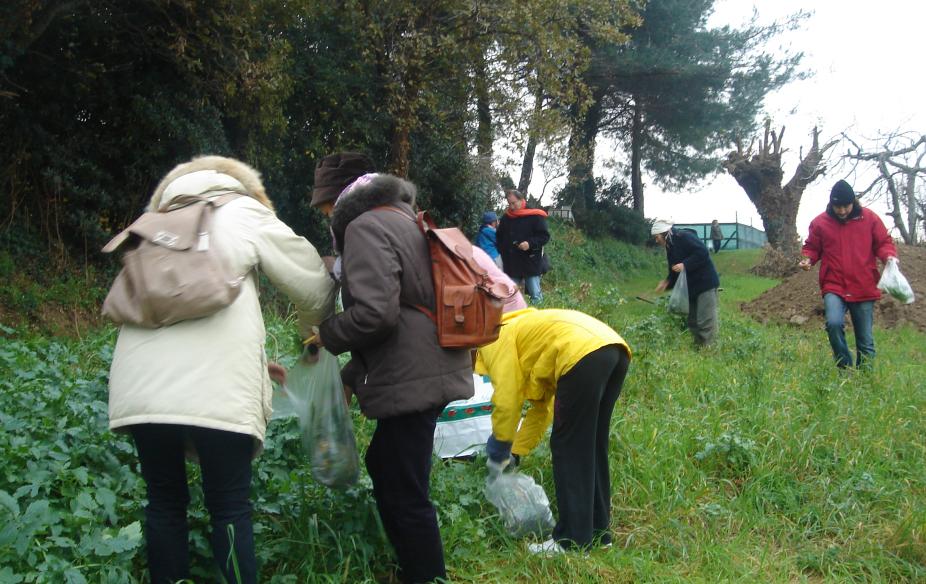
[
  {"x1": 149, "y1": 155, "x2": 274, "y2": 212},
  {"x1": 826, "y1": 199, "x2": 862, "y2": 222},
  {"x1": 330, "y1": 174, "x2": 416, "y2": 252}
]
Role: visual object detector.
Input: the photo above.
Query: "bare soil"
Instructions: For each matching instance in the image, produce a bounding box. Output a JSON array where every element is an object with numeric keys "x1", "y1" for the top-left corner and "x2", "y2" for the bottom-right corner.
[{"x1": 741, "y1": 245, "x2": 926, "y2": 332}]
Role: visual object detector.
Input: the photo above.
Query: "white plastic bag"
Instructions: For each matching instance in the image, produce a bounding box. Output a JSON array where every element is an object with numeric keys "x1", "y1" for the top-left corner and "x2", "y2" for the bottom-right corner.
[
  {"x1": 878, "y1": 258, "x2": 915, "y2": 304},
  {"x1": 484, "y1": 472, "x2": 555, "y2": 537},
  {"x1": 668, "y1": 271, "x2": 690, "y2": 315},
  {"x1": 283, "y1": 348, "x2": 360, "y2": 488},
  {"x1": 433, "y1": 374, "x2": 495, "y2": 458}
]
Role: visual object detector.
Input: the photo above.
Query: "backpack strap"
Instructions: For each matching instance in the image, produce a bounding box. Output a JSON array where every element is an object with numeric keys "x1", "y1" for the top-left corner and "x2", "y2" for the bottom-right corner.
[{"x1": 371, "y1": 205, "x2": 439, "y2": 322}]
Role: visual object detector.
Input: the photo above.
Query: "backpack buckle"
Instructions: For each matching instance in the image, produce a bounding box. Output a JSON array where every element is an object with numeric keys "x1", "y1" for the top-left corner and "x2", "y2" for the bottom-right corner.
[{"x1": 152, "y1": 231, "x2": 179, "y2": 247}]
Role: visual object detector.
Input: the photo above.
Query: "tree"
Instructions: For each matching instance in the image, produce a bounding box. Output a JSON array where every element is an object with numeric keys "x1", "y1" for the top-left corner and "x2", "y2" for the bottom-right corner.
[
  {"x1": 844, "y1": 132, "x2": 926, "y2": 245},
  {"x1": 565, "y1": 0, "x2": 805, "y2": 213},
  {"x1": 724, "y1": 121, "x2": 837, "y2": 274},
  {"x1": 0, "y1": 1, "x2": 297, "y2": 259}
]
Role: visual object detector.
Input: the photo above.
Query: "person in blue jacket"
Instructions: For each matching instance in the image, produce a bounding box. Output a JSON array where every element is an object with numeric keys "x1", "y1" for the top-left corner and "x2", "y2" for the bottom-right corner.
[
  {"x1": 475, "y1": 211, "x2": 502, "y2": 268},
  {"x1": 652, "y1": 219, "x2": 720, "y2": 346}
]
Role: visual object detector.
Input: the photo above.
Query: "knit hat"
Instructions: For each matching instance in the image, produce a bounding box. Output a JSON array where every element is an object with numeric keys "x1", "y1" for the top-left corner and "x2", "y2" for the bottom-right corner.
[
  {"x1": 651, "y1": 219, "x2": 674, "y2": 235},
  {"x1": 482, "y1": 211, "x2": 498, "y2": 224},
  {"x1": 830, "y1": 180, "x2": 856, "y2": 206},
  {"x1": 310, "y1": 152, "x2": 375, "y2": 207}
]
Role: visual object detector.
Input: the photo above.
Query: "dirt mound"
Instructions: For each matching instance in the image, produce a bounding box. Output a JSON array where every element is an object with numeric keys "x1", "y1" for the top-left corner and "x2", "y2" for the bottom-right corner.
[{"x1": 741, "y1": 245, "x2": 926, "y2": 332}]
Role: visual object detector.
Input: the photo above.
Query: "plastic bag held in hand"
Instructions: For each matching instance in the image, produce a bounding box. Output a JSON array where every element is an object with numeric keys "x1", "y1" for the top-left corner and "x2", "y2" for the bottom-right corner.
[
  {"x1": 484, "y1": 472, "x2": 555, "y2": 537},
  {"x1": 668, "y1": 270, "x2": 690, "y2": 315},
  {"x1": 878, "y1": 257, "x2": 915, "y2": 304},
  {"x1": 282, "y1": 348, "x2": 360, "y2": 488}
]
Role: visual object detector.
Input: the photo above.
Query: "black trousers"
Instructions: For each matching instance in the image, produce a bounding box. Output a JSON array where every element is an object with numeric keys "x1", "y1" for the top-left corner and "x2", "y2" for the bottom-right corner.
[
  {"x1": 131, "y1": 424, "x2": 256, "y2": 584},
  {"x1": 550, "y1": 345, "x2": 630, "y2": 549},
  {"x1": 365, "y1": 408, "x2": 446, "y2": 583}
]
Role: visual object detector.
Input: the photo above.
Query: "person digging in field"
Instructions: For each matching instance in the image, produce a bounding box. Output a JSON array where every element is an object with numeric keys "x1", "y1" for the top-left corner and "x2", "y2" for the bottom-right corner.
[
  {"x1": 799, "y1": 179, "x2": 898, "y2": 369},
  {"x1": 310, "y1": 173, "x2": 474, "y2": 583},
  {"x1": 653, "y1": 219, "x2": 721, "y2": 346},
  {"x1": 107, "y1": 156, "x2": 336, "y2": 584},
  {"x1": 475, "y1": 308, "x2": 632, "y2": 555}
]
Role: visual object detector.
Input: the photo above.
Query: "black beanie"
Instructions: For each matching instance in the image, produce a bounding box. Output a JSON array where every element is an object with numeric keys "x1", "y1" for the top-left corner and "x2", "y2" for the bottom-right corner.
[
  {"x1": 310, "y1": 152, "x2": 375, "y2": 207},
  {"x1": 830, "y1": 180, "x2": 855, "y2": 206}
]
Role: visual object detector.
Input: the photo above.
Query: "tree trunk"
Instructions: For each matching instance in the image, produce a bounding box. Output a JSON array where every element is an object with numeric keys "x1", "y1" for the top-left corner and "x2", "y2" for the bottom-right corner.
[
  {"x1": 630, "y1": 98, "x2": 644, "y2": 212},
  {"x1": 904, "y1": 171, "x2": 919, "y2": 244},
  {"x1": 564, "y1": 89, "x2": 603, "y2": 211},
  {"x1": 474, "y1": 50, "x2": 493, "y2": 163},
  {"x1": 517, "y1": 84, "x2": 544, "y2": 194},
  {"x1": 388, "y1": 74, "x2": 420, "y2": 178},
  {"x1": 752, "y1": 184, "x2": 800, "y2": 257}
]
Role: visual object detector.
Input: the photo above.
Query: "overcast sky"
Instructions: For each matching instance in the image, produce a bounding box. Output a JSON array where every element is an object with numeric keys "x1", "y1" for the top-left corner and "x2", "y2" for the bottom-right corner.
[{"x1": 520, "y1": 0, "x2": 926, "y2": 238}]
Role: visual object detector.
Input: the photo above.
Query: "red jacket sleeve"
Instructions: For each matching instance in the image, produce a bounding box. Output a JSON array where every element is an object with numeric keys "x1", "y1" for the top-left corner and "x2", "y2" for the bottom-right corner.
[
  {"x1": 802, "y1": 219, "x2": 822, "y2": 264},
  {"x1": 870, "y1": 212, "x2": 896, "y2": 262}
]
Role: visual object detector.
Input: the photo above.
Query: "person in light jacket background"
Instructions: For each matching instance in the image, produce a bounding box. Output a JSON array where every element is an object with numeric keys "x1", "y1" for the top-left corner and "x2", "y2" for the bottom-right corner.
[
  {"x1": 710, "y1": 219, "x2": 723, "y2": 253},
  {"x1": 107, "y1": 156, "x2": 336, "y2": 584},
  {"x1": 476, "y1": 308, "x2": 631, "y2": 555},
  {"x1": 314, "y1": 173, "x2": 474, "y2": 583},
  {"x1": 799, "y1": 179, "x2": 897, "y2": 369}
]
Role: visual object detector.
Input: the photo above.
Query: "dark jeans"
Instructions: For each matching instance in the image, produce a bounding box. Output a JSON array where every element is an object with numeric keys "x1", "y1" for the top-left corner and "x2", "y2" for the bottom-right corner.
[
  {"x1": 131, "y1": 424, "x2": 256, "y2": 584},
  {"x1": 823, "y1": 293, "x2": 875, "y2": 368},
  {"x1": 550, "y1": 345, "x2": 630, "y2": 549},
  {"x1": 712, "y1": 239, "x2": 721, "y2": 253},
  {"x1": 365, "y1": 408, "x2": 446, "y2": 583}
]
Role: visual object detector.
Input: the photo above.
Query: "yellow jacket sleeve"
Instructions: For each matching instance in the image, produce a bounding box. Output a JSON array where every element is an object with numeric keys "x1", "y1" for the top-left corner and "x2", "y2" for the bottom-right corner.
[
  {"x1": 512, "y1": 396, "x2": 555, "y2": 456},
  {"x1": 476, "y1": 333, "x2": 524, "y2": 445}
]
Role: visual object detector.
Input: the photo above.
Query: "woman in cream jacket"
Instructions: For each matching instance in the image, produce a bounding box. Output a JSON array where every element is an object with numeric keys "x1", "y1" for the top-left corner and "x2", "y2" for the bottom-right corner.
[{"x1": 108, "y1": 156, "x2": 335, "y2": 584}]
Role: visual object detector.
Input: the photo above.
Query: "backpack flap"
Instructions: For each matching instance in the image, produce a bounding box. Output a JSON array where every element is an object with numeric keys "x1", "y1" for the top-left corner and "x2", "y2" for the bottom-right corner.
[
  {"x1": 443, "y1": 285, "x2": 475, "y2": 324},
  {"x1": 101, "y1": 197, "x2": 242, "y2": 328}
]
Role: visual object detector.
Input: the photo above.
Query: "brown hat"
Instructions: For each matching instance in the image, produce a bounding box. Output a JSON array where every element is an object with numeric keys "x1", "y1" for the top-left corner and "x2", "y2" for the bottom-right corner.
[{"x1": 310, "y1": 152, "x2": 375, "y2": 207}]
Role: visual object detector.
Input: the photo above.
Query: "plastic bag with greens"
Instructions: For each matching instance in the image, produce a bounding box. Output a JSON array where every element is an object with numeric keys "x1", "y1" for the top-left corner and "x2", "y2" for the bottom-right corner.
[
  {"x1": 668, "y1": 270, "x2": 690, "y2": 315},
  {"x1": 484, "y1": 471, "x2": 554, "y2": 537},
  {"x1": 877, "y1": 257, "x2": 915, "y2": 304},
  {"x1": 282, "y1": 348, "x2": 359, "y2": 488}
]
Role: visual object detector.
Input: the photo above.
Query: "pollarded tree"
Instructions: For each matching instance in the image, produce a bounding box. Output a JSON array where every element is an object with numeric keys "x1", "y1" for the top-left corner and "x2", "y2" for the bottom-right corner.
[
  {"x1": 844, "y1": 131, "x2": 926, "y2": 245},
  {"x1": 724, "y1": 122, "x2": 837, "y2": 273}
]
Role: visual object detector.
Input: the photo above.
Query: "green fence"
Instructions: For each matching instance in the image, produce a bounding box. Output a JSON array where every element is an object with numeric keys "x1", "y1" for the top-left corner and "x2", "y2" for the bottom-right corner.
[{"x1": 673, "y1": 222, "x2": 766, "y2": 250}]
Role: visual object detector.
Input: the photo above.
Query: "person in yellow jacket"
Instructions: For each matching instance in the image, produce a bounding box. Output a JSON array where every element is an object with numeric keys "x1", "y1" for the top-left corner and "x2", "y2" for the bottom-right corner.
[{"x1": 474, "y1": 308, "x2": 631, "y2": 554}]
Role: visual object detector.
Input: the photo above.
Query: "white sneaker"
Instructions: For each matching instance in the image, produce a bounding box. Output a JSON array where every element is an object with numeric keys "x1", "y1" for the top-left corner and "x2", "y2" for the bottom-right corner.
[{"x1": 527, "y1": 539, "x2": 565, "y2": 555}]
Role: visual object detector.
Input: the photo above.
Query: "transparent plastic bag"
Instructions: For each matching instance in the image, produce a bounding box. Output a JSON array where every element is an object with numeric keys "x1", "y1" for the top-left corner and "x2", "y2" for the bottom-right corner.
[
  {"x1": 877, "y1": 258, "x2": 915, "y2": 304},
  {"x1": 484, "y1": 472, "x2": 555, "y2": 537},
  {"x1": 668, "y1": 271, "x2": 690, "y2": 315},
  {"x1": 282, "y1": 348, "x2": 360, "y2": 488}
]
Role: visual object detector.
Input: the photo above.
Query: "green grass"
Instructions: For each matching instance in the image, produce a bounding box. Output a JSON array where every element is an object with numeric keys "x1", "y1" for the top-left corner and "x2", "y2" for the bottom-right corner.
[{"x1": 1, "y1": 224, "x2": 924, "y2": 582}]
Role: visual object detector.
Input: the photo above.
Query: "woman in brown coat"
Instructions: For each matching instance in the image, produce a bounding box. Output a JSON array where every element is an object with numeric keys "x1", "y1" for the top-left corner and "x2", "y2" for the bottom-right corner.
[{"x1": 316, "y1": 173, "x2": 473, "y2": 583}]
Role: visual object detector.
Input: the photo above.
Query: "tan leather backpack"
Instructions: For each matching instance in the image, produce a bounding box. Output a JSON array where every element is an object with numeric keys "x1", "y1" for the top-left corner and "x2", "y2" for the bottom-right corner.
[
  {"x1": 404, "y1": 210, "x2": 514, "y2": 348},
  {"x1": 101, "y1": 193, "x2": 245, "y2": 328}
]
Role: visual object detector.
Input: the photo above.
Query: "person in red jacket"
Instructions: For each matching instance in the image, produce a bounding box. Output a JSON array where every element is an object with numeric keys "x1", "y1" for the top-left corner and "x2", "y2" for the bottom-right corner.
[{"x1": 799, "y1": 180, "x2": 898, "y2": 369}]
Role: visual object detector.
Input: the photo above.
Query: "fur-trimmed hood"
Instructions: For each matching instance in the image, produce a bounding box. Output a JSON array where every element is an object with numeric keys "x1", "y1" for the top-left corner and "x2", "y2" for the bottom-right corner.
[
  {"x1": 330, "y1": 174, "x2": 416, "y2": 252},
  {"x1": 148, "y1": 155, "x2": 274, "y2": 212}
]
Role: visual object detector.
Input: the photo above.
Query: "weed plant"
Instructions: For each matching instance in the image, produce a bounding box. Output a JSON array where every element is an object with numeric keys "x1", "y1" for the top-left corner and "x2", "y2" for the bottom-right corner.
[{"x1": 0, "y1": 227, "x2": 924, "y2": 582}]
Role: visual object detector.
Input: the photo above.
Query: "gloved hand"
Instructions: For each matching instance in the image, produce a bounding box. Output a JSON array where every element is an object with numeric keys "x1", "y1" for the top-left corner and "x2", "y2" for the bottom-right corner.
[
  {"x1": 486, "y1": 456, "x2": 510, "y2": 480},
  {"x1": 485, "y1": 434, "x2": 513, "y2": 480}
]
